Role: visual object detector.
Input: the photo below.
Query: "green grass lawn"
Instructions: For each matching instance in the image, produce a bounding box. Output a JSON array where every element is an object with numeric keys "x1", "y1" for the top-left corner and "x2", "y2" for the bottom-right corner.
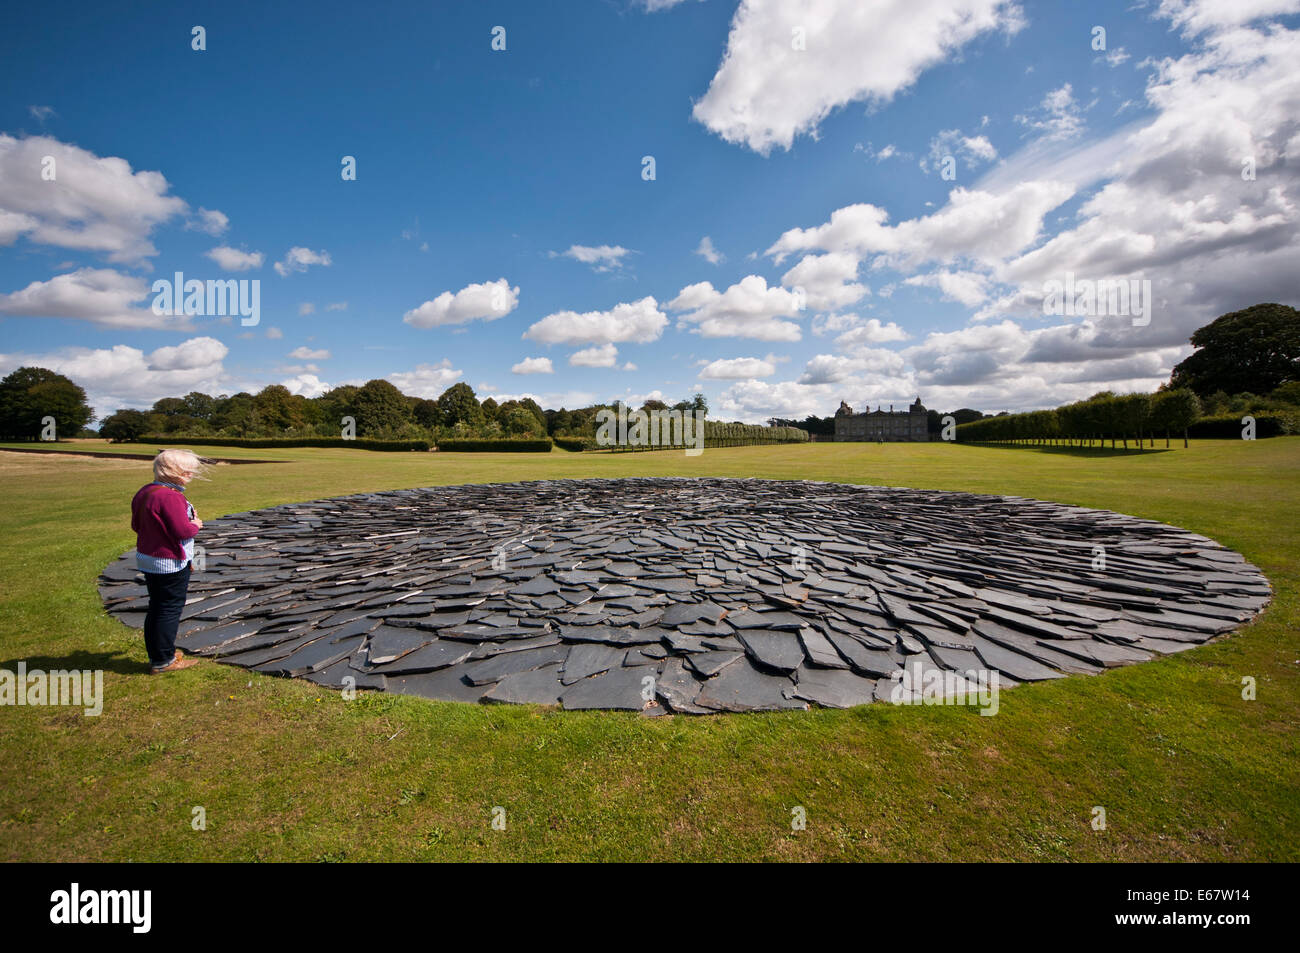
[{"x1": 1, "y1": 438, "x2": 1296, "y2": 861}]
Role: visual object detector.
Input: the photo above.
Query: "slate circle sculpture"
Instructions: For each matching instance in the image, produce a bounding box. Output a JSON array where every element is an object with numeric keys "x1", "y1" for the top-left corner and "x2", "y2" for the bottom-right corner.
[{"x1": 98, "y1": 478, "x2": 1272, "y2": 713}]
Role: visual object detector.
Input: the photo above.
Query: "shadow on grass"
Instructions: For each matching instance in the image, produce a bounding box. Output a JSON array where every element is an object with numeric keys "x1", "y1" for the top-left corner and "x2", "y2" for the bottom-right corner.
[
  {"x1": 1, "y1": 650, "x2": 143, "y2": 676},
  {"x1": 965, "y1": 443, "x2": 1178, "y2": 457}
]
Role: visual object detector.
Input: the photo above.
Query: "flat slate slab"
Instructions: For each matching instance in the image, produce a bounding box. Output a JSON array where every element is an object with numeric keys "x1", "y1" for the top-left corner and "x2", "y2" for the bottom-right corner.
[
  {"x1": 98, "y1": 478, "x2": 1273, "y2": 713},
  {"x1": 482, "y1": 664, "x2": 566, "y2": 706},
  {"x1": 789, "y1": 666, "x2": 878, "y2": 709},
  {"x1": 560, "y1": 666, "x2": 653, "y2": 711}
]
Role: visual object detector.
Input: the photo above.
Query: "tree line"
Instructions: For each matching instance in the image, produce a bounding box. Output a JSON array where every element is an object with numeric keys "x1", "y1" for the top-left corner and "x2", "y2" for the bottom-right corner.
[{"x1": 0, "y1": 369, "x2": 810, "y2": 447}]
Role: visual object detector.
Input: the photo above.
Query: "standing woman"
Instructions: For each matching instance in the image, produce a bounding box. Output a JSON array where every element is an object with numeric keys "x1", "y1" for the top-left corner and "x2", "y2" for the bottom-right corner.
[{"x1": 131, "y1": 449, "x2": 208, "y2": 673}]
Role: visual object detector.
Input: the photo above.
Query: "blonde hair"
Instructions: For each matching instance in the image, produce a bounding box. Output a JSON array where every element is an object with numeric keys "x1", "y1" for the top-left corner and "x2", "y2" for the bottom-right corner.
[{"x1": 153, "y1": 449, "x2": 209, "y2": 484}]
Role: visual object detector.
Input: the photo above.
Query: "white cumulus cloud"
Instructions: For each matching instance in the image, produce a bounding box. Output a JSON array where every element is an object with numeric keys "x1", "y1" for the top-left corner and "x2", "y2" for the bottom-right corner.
[
  {"x1": 695, "y1": 236, "x2": 724, "y2": 265},
  {"x1": 669, "y1": 275, "x2": 804, "y2": 341},
  {"x1": 524, "y1": 297, "x2": 667, "y2": 345},
  {"x1": 0, "y1": 134, "x2": 188, "y2": 264},
  {"x1": 206, "y1": 246, "x2": 264, "y2": 271},
  {"x1": 288, "y1": 346, "x2": 330, "y2": 361},
  {"x1": 692, "y1": 0, "x2": 1024, "y2": 154},
  {"x1": 512, "y1": 357, "x2": 554, "y2": 375},
  {"x1": 274, "y1": 246, "x2": 332, "y2": 277},
  {"x1": 403, "y1": 278, "x2": 520, "y2": 328},
  {"x1": 387, "y1": 359, "x2": 464, "y2": 398},
  {"x1": 698, "y1": 355, "x2": 778, "y2": 379},
  {"x1": 0, "y1": 267, "x2": 179, "y2": 330},
  {"x1": 569, "y1": 343, "x2": 620, "y2": 368},
  {"x1": 551, "y1": 244, "x2": 633, "y2": 272}
]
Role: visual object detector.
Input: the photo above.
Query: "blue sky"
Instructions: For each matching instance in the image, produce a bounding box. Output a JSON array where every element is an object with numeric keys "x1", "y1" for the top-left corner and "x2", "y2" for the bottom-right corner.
[{"x1": 1, "y1": 0, "x2": 1297, "y2": 423}]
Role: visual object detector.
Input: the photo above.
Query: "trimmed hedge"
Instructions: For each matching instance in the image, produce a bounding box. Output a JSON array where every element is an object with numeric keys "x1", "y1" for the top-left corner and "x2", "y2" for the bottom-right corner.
[
  {"x1": 552, "y1": 436, "x2": 591, "y2": 452},
  {"x1": 137, "y1": 434, "x2": 430, "y2": 451},
  {"x1": 436, "y1": 438, "x2": 553, "y2": 452},
  {"x1": 1186, "y1": 414, "x2": 1287, "y2": 439}
]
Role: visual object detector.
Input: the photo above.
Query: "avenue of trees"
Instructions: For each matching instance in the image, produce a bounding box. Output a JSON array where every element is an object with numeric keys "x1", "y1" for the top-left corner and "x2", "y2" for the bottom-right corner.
[
  {"x1": 956, "y1": 303, "x2": 1299, "y2": 446},
  {"x1": 955, "y1": 389, "x2": 1208, "y2": 448}
]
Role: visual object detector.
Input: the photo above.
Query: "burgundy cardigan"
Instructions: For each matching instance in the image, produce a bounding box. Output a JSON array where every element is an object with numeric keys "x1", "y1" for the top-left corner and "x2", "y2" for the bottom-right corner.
[{"x1": 131, "y1": 483, "x2": 201, "y2": 560}]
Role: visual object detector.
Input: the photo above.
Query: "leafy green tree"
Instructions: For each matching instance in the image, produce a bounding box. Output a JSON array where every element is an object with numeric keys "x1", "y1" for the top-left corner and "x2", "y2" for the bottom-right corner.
[
  {"x1": 1150, "y1": 388, "x2": 1202, "y2": 448},
  {"x1": 1116, "y1": 393, "x2": 1151, "y2": 449},
  {"x1": 353, "y1": 379, "x2": 412, "y2": 436},
  {"x1": 502, "y1": 405, "x2": 541, "y2": 436},
  {"x1": 152, "y1": 397, "x2": 187, "y2": 417},
  {"x1": 412, "y1": 398, "x2": 442, "y2": 430},
  {"x1": 253, "y1": 384, "x2": 303, "y2": 434},
  {"x1": 99, "y1": 408, "x2": 154, "y2": 442},
  {"x1": 0, "y1": 367, "x2": 94, "y2": 440},
  {"x1": 147, "y1": 396, "x2": 197, "y2": 434},
  {"x1": 1169, "y1": 303, "x2": 1300, "y2": 397},
  {"x1": 289, "y1": 393, "x2": 323, "y2": 431},
  {"x1": 436, "y1": 382, "x2": 484, "y2": 429},
  {"x1": 519, "y1": 397, "x2": 547, "y2": 433},
  {"x1": 549, "y1": 408, "x2": 573, "y2": 434},
  {"x1": 316, "y1": 385, "x2": 360, "y2": 435},
  {"x1": 212, "y1": 393, "x2": 255, "y2": 434},
  {"x1": 1270, "y1": 381, "x2": 1300, "y2": 406},
  {"x1": 181, "y1": 391, "x2": 216, "y2": 421}
]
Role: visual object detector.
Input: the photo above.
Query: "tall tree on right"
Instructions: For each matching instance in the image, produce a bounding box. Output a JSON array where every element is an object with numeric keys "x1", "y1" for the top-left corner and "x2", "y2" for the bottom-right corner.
[{"x1": 1169, "y1": 303, "x2": 1300, "y2": 397}]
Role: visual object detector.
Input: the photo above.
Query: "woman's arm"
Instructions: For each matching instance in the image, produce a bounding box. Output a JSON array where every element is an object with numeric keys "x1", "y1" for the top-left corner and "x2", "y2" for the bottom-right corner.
[{"x1": 157, "y1": 491, "x2": 202, "y2": 540}]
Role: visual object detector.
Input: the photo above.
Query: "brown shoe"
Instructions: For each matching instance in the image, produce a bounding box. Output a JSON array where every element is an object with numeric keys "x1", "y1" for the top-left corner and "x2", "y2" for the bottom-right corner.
[{"x1": 150, "y1": 656, "x2": 199, "y2": 674}]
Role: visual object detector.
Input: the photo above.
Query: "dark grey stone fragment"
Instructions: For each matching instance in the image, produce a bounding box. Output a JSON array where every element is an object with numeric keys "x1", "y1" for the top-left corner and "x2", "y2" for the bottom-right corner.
[
  {"x1": 257, "y1": 634, "x2": 365, "y2": 677},
  {"x1": 369, "y1": 639, "x2": 474, "y2": 675},
  {"x1": 684, "y1": 651, "x2": 743, "y2": 677},
  {"x1": 656, "y1": 658, "x2": 710, "y2": 714},
  {"x1": 737, "y1": 629, "x2": 805, "y2": 672},
  {"x1": 561, "y1": 666, "x2": 652, "y2": 710},
  {"x1": 798, "y1": 626, "x2": 848, "y2": 669},
  {"x1": 386, "y1": 668, "x2": 484, "y2": 703},
  {"x1": 561, "y1": 643, "x2": 625, "y2": 684},
  {"x1": 790, "y1": 666, "x2": 878, "y2": 708},
  {"x1": 462, "y1": 645, "x2": 569, "y2": 685},
  {"x1": 305, "y1": 656, "x2": 386, "y2": 691},
  {"x1": 696, "y1": 661, "x2": 807, "y2": 712},
  {"x1": 366, "y1": 626, "x2": 435, "y2": 665},
  {"x1": 824, "y1": 631, "x2": 898, "y2": 677},
  {"x1": 482, "y1": 664, "x2": 565, "y2": 705}
]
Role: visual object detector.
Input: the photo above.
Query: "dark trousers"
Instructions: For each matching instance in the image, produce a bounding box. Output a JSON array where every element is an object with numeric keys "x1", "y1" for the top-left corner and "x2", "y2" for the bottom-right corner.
[{"x1": 143, "y1": 563, "x2": 191, "y2": 668}]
